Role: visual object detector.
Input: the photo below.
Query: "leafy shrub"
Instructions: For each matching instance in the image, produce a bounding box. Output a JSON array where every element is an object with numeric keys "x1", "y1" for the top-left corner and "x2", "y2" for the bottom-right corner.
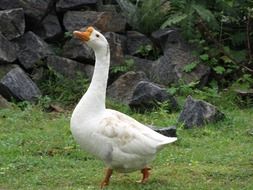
[
  {"x1": 116, "y1": 0, "x2": 170, "y2": 34},
  {"x1": 161, "y1": 0, "x2": 253, "y2": 88},
  {"x1": 38, "y1": 68, "x2": 89, "y2": 106}
]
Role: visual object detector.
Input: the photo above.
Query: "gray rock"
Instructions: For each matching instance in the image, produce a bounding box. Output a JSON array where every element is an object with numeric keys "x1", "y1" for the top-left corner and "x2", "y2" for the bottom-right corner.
[
  {"x1": 56, "y1": 0, "x2": 98, "y2": 12},
  {"x1": 0, "y1": 95, "x2": 11, "y2": 109},
  {"x1": 63, "y1": 10, "x2": 126, "y2": 32},
  {"x1": 62, "y1": 38, "x2": 94, "y2": 62},
  {"x1": 105, "y1": 32, "x2": 126, "y2": 66},
  {"x1": 47, "y1": 55, "x2": 94, "y2": 79},
  {"x1": 107, "y1": 71, "x2": 148, "y2": 104},
  {"x1": 178, "y1": 96, "x2": 225, "y2": 128},
  {"x1": 150, "y1": 52, "x2": 210, "y2": 86},
  {"x1": 151, "y1": 28, "x2": 184, "y2": 52},
  {"x1": 127, "y1": 52, "x2": 210, "y2": 86},
  {"x1": 0, "y1": 8, "x2": 25, "y2": 40},
  {"x1": 125, "y1": 55, "x2": 153, "y2": 76},
  {"x1": 0, "y1": 33, "x2": 17, "y2": 63},
  {"x1": 129, "y1": 81, "x2": 178, "y2": 112},
  {"x1": 33, "y1": 14, "x2": 62, "y2": 41},
  {"x1": 0, "y1": 66, "x2": 41, "y2": 101},
  {"x1": 149, "y1": 126, "x2": 177, "y2": 137},
  {"x1": 16, "y1": 31, "x2": 53, "y2": 69},
  {"x1": 0, "y1": 0, "x2": 52, "y2": 23},
  {"x1": 150, "y1": 28, "x2": 210, "y2": 86},
  {"x1": 126, "y1": 31, "x2": 153, "y2": 56}
]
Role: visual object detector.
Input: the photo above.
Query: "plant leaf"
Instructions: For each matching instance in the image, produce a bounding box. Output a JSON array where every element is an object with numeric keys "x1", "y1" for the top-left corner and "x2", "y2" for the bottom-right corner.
[{"x1": 161, "y1": 13, "x2": 187, "y2": 28}]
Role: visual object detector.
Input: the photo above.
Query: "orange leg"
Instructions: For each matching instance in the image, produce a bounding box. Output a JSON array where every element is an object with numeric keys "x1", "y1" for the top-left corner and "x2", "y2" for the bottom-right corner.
[
  {"x1": 139, "y1": 167, "x2": 151, "y2": 183},
  {"x1": 100, "y1": 168, "x2": 113, "y2": 189}
]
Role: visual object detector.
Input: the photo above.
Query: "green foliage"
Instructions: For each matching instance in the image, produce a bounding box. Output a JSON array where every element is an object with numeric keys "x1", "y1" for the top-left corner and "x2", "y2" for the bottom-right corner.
[
  {"x1": 161, "y1": 0, "x2": 253, "y2": 88},
  {"x1": 162, "y1": 0, "x2": 219, "y2": 36},
  {"x1": 135, "y1": 44, "x2": 161, "y2": 60},
  {"x1": 116, "y1": 0, "x2": 170, "y2": 34},
  {"x1": 167, "y1": 80, "x2": 199, "y2": 96},
  {"x1": 38, "y1": 68, "x2": 89, "y2": 106},
  {"x1": 64, "y1": 31, "x2": 73, "y2": 39},
  {"x1": 110, "y1": 58, "x2": 135, "y2": 74},
  {"x1": 183, "y1": 61, "x2": 199, "y2": 73}
]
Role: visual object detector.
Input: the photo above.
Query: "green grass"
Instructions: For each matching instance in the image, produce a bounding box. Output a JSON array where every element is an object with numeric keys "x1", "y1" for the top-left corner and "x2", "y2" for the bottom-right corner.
[{"x1": 0, "y1": 103, "x2": 253, "y2": 190}]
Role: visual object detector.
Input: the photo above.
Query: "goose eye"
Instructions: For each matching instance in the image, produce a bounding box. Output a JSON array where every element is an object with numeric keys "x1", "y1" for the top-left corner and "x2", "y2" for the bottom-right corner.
[{"x1": 96, "y1": 34, "x2": 100, "y2": 38}]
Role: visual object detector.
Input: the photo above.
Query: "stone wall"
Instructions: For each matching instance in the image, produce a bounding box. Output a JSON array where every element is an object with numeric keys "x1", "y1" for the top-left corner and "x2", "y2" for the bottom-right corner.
[{"x1": 0, "y1": 0, "x2": 210, "y2": 110}]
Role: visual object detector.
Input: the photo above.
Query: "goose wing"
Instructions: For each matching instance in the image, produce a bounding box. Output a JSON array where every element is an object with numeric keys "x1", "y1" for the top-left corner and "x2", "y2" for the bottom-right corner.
[{"x1": 97, "y1": 109, "x2": 177, "y2": 157}]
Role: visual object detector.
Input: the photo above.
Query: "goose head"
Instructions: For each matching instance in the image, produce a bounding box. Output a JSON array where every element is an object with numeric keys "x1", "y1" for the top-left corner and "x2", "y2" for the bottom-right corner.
[{"x1": 73, "y1": 26, "x2": 108, "y2": 51}]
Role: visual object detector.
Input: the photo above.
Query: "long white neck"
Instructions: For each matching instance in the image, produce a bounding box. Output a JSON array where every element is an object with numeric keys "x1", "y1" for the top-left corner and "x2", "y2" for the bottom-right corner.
[{"x1": 73, "y1": 44, "x2": 110, "y2": 116}]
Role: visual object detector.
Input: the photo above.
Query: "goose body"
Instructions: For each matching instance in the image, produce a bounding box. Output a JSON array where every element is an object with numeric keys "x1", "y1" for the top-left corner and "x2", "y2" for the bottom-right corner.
[{"x1": 70, "y1": 27, "x2": 177, "y2": 187}]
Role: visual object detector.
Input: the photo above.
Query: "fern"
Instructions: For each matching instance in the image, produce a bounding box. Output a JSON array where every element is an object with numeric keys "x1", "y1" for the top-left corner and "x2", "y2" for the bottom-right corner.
[
  {"x1": 192, "y1": 4, "x2": 218, "y2": 27},
  {"x1": 161, "y1": 13, "x2": 188, "y2": 28},
  {"x1": 116, "y1": 0, "x2": 169, "y2": 34}
]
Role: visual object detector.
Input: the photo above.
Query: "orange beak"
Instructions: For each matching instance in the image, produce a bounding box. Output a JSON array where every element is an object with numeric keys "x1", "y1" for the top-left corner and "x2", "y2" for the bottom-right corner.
[{"x1": 73, "y1": 26, "x2": 94, "y2": 42}]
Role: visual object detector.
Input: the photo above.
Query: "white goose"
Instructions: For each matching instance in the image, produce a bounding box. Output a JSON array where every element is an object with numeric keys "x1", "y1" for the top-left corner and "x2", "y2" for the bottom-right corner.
[{"x1": 71, "y1": 26, "x2": 177, "y2": 188}]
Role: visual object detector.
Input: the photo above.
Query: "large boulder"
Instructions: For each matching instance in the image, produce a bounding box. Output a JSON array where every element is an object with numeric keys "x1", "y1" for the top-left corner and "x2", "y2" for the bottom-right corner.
[
  {"x1": 32, "y1": 14, "x2": 62, "y2": 41},
  {"x1": 56, "y1": 0, "x2": 98, "y2": 12},
  {"x1": 107, "y1": 71, "x2": 148, "y2": 104},
  {"x1": 0, "y1": 65, "x2": 41, "y2": 101},
  {"x1": 15, "y1": 31, "x2": 53, "y2": 69},
  {"x1": 0, "y1": 8, "x2": 25, "y2": 40},
  {"x1": 47, "y1": 55, "x2": 94, "y2": 79},
  {"x1": 125, "y1": 55, "x2": 153, "y2": 75},
  {"x1": 0, "y1": 0, "x2": 52, "y2": 24},
  {"x1": 129, "y1": 81, "x2": 178, "y2": 112},
  {"x1": 150, "y1": 28, "x2": 210, "y2": 86},
  {"x1": 151, "y1": 28, "x2": 183, "y2": 52},
  {"x1": 178, "y1": 96, "x2": 225, "y2": 128},
  {"x1": 126, "y1": 31, "x2": 153, "y2": 56},
  {"x1": 105, "y1": 32, "x2": 126, "y2": 66},
  {"x1": 0, "y1": 33, "x2": 17, "y2": 64},
  {"x1": 62, "y1": 38, "x2": 94, "y2": 62},
  {"x1": 127, "y1": 52, "x2": 210, "y2": 86},
  {"x1": 152, "y1": 52, "x2": 210, "y2": 85},
  {"x1": 63, "y1": 10, "x2": 126, "y2": 32}
]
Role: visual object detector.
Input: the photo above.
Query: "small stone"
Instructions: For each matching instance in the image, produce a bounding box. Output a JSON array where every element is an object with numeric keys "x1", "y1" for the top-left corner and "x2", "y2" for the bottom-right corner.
[
  {"x1": 149, "y1": 126, "x2": 177, "y2": 137},
  {"x1": 178, "y1": 96, "x2": 225, "y2": 128},
  {"x1": 234, "y1": 89, "x2": 253, "y2": 105}
]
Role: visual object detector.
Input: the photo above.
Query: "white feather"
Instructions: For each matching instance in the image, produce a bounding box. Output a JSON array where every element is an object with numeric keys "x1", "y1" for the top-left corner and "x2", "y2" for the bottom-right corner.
[{"x1": 70, "y1": 27, "x2": 177, "y2": 173}]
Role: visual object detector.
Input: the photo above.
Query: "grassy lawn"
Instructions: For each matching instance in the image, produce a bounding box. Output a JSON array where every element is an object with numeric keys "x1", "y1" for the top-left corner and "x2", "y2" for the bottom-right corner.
[{"x1": 0, "y1": 103, "x2": 253, "y2": 190}]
